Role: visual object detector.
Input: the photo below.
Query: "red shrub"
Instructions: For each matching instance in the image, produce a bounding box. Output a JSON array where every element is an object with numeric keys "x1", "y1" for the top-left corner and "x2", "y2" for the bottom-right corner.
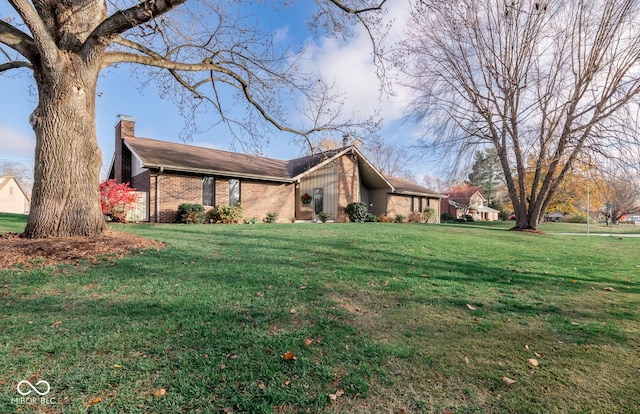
[{"x1": 99, "y1": 179, "x2": 137, "y2": 222}]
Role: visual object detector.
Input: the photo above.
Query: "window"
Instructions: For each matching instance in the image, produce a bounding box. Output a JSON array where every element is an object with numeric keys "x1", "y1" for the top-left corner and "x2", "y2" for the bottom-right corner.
[
  {"x1": 229, "y1": 179, "x2": 240, "y2": 206},
  {"x1": 410, "y1": 196, "x2": 415, "y2": 213},
  {"x1": 202, "y1": 177, "x2": 215, "y2": 206},
  {"x1": 418, "y1": 197, "x2": 423, "y2": 213}
]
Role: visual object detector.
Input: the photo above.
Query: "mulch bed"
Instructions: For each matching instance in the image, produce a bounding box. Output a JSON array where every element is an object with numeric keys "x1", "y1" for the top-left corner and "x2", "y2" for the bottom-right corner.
[{"x1": 0, "y1": 230, "x2": 164, "y2": 269}]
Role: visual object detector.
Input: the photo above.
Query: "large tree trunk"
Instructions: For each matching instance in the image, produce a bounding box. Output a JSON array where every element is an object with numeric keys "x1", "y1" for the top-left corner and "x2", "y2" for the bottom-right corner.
[{"x1": 23, "y1": 56, "x2": 106, "y2": 238}]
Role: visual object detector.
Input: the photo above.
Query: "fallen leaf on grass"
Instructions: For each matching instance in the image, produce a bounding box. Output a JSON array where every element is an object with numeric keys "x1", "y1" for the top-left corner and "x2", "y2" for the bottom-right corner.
[
  {"x1": 151, "y1": 388, "x2": 166, "y2": 397},
  {"x1": 283, "y1": 380, "x2": 291, "y2": 386},
  {"x1": 257, "y1": 381, "x2": 267, "y2": 390},
  {"x1": 223, "y1": 407, "x2": 234, "y2": 413},
  {"x1": 289, "y1": 308, "x2": 297, "y2": 314},
  {"x1": 256, "y1": 291, "x2": 264, "y2": 297},
  {"x1": 466, "y1": 304, "x2": 477, "y2": 310},
  {"x1": 604, "y1": 286, "x2": 618, "y2": 292},
  {"x1": 51, "y1": 321, "x2": 62, "y2": 327},
  {"x1": 86, "y1": 397, "x2": 102, "y2": 407},
  {"x1": 304, "y1": 338, "x2": 314, "y2": 346},
  {"x1": 282, "y1": 351, "x2": 296, "y2": 361},
  {"x1": 502, "y1": 377, "x2": 516, "y2": 387},
  {"x1": 113, "y1": 364, "x2": 122, "y2": 369},
  {"x1": 329, "y1": 389, "x2": 345, "y2": 401},
  {"x1": 528, "y1": 358, "x2": 539, "y2": 367}
]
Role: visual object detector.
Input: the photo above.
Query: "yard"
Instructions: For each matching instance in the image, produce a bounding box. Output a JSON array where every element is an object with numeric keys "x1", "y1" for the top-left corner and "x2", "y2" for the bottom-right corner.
[{"x1": 1, "y1": 213, "x2": 639, "y2": 413}]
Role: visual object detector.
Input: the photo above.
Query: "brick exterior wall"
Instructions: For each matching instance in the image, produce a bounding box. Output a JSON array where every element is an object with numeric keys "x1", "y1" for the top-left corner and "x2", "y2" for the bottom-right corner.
[
  {"x1": 156, "y1": 174, "x2": 202, "y2": 223},
  {"x1": 241, "y1": 180, "x2": 295, "y2": 223},
  {"x1": 386, "y1": 194, "x2": 411, "y2": 219},
  {"x1": 337, "y1": 153, "x2": 359, "y2": 220}
]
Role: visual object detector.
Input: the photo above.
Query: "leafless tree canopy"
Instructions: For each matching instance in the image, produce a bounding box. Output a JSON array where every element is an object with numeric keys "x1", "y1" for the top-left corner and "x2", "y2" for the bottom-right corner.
[
  {"x1": 401, "y1": 0, "x2": 640, "y2": 230},
  {"x1": 0, "y1": 0, "x2": 387, "y2": 237}
]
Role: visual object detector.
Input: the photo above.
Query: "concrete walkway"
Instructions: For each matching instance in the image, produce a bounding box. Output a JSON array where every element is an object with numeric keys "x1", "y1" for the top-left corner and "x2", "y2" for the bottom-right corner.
[{"x1": 550, "y1": 232, "x2": 640, "y2": 238}]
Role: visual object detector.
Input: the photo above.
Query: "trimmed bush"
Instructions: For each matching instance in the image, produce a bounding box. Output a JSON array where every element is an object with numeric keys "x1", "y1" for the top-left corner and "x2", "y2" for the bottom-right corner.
[
  {"x1": 207, "y1": 204, "x2": 243, "y2": 224},
  {"x1": 395, "y1": 214, "x2": 406, "y2": 223},
  {"x1": 423, "y1": 207, "x2": 436, "y2": 223},
  {"x1": 365, "y1": 213, "x2": 378, "y2": 222},
  {"x1": 178, "y1": 203, "x2": 206, "y2": 224},
  {"x1": 265, "y1": 212, "x2": 279, "y2": 223},
  {"x1": 345, "y1": 202, "x2": 369, "y2": 222},
  {"x1": 318, "y1": 211, "x2": 331, "y2": 223},
  {"x1": 441, "y1": 212, "x2": 455, "y2": 222}
]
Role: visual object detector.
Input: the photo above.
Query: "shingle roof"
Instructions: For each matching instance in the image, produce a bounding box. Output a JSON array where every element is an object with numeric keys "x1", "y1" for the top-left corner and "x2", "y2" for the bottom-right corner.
[
  {"x1": 123, "y1": 137, "x2": 443, "y2": 197},
  {"x1": 386, "y1": 176, "x2": 446, "y2": 198},
  {"x1": 125, "y1": 137, "x2": 292, "y2": 181}
]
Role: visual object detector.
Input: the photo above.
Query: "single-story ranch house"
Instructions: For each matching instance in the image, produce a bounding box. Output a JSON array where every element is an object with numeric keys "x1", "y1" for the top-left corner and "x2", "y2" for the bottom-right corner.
[{"x1": 108, "y1": 116, "x2": 445, "y2": 223}]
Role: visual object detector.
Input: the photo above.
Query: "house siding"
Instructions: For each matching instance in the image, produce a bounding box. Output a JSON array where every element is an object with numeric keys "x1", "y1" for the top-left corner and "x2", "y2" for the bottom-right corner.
[
  {"x1": 298, "y1": 160, "x2": 339, "y2": 220},
  {"x1": 0, "y1": 177, "x2": 29, "y2": 214},
  {"x1": 337, "y1": 154, "x2": 359, "y2": 220}
]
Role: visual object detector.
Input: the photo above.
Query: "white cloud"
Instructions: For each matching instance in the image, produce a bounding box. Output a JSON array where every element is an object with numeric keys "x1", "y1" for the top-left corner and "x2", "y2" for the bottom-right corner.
[
  {"x1": 299, "y1": 0, "x2": 412, "y2": 127},
  {"x1": 0, "y1": 125, "x2": 35, "y2": 162}
]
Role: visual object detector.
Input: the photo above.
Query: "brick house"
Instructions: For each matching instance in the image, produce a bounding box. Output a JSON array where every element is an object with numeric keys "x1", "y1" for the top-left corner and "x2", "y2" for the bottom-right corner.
[
  {"x1": 108, "y1": 116, "x2": 445, "y2": 223},
  {"x1": 440, "y1": 190, "x2": 499, "y2": 221}
]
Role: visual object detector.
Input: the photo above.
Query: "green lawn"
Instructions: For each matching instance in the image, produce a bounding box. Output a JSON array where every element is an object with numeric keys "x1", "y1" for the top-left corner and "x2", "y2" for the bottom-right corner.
[{"x1": 1, "y1": 213, "x2": 639, "y2": 413}]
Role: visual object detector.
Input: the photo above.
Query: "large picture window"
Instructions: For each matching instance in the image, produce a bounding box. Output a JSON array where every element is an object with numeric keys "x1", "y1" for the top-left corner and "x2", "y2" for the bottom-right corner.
[
  {"x1": 202, "y1": 177, "x2": 215, "y2": 206},
  {"x1": 229, "y1": 179, "x2": 240, "y2": 206}
]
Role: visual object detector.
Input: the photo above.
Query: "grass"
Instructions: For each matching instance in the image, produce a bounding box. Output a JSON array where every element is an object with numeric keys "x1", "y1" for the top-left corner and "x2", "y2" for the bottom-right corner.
[{"x1": 1, "y1": 213, "x2": 639, "y2": 413}]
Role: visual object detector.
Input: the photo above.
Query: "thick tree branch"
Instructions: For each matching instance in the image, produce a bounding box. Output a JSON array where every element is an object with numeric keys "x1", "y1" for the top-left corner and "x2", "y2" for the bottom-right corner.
[
  {"x1": 0, "y1": 18, "x2": 38, "y2": 62},
  {"x1": 7, "y1": 0, "x2": 57, "y2": 67},
  {"x1": 82, "y1": 0, "x2": 187, "y2": 56},
  {"x1": 0, "y1": 60, "x2": 33, "y2": 72},
  {"x1": 327, "y1": 0, "x2": 388, "y2": 15}
]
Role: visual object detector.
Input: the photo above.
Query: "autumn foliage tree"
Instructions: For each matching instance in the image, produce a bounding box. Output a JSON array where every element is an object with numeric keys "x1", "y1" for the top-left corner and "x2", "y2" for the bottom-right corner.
[
  {"x1": 99, "y1": 179, "x2": 137, "y2": 222},
  {"x1": 0, "y1": 0, "x2": 387, "y2": 238}
]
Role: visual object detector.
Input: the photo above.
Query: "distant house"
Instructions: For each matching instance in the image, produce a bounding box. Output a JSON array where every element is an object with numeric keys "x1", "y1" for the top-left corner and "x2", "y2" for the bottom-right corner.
[
  {"x1": 545, "y1": 211, "x2": 565, "y2": 222},
  {"x1": 0, "y1": 176, "x2": 30, "y2": 214},
  {"x1": 108, "y1": 116, "x2": 446, "y2": 223},
  {"x1": 441, "y1": 190, "x2": 499, "y2": 221}
]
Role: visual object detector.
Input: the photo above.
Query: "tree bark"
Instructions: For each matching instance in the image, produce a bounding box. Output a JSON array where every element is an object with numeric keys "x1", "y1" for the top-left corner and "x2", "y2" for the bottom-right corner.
[{"x1": 23, "y1": 55, "x2": 106, "y2": 238}]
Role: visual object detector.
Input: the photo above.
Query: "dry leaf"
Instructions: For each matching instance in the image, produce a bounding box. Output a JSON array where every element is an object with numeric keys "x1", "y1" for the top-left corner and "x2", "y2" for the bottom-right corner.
[
  {"x1": 304, "y1": 338, "x2": 314, "y2": 346},
  {"x1": 299, "y1": 285, "x2": 307, "y2": 290},
  {"x1": 52, "y1": 321, "x2": 62, "y2": 327},
  {"x1": 86, "y1": 396, "x2": 102, "y2": 407},
  {"x1": 525, "y1": 345, "x2": 530, "y2": 350},
  {"x1": 289, "y1": 308, "x2": 297, "y2": 314},
  {"x1": 329, "y1": 389, "x2": 345, "y2": 401},
  {"x1": 464, "y1": 356, "x2": 469, "y2": 364},
  {"x1": 604, "y1": 286, "x2": 618, "y2": 292},
  {"x1": 382, "y1": 281, "x2": 389, "y2": 287},
  {"x1": 257, "y1": 381, "x2": 267, "y2": 390},
  {"x1": 282, "y1": 351, "x2": 296, "y2": 361},
  {"x1": 502, "y1": 377, "x2": 516, "y2": 386},
  {"x1": 152, "y1": 388, "x2": 166, "y2": 397},
  {"x1": 223, "y1": 407, "x2": 234, "y2": 413},
  {"x1": 528, "y1": 358, "x2": 539, "y2": 367},
  {"x1": 283, "y1": 380, "x2": 291, "y2": 386},
  {"x1": 220, "y1": 364, "x2": 226, "y2": 370},
  {"x1": 256, "y1": 291, "x2": 264, "y2": 297},
  {"x1": 113, "y1": 364, "x2": 122, "y2": 369},
  {"x1": 466, "y1": 304, "x2": 477, "y2": 310}
]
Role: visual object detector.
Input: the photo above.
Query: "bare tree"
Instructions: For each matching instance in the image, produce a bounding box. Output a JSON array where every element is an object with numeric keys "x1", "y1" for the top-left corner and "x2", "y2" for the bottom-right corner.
[
  {"x1": 599, "y1": 176, "x2": 640, "y2": 225},
  {"x1": 401, "y1": 0, "x2": 640, "y2": 231},
  {"x1": 361, "y1": 140, "x2": 415, "y2": 179},
  {"x1": 0, "y1": 0, "x2": 387, "y2": 238},
  {"x1": 0, "y1": 161, "x2": 33, "y2": 195}
]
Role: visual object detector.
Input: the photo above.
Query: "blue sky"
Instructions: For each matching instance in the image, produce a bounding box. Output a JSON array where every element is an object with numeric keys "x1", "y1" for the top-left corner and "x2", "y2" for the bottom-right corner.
[{"x1": 0, "y1": 1, "x2": 432, "y2": 179}]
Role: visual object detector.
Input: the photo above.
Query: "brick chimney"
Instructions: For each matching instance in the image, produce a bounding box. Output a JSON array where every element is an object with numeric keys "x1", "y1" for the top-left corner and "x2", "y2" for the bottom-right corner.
[
  {"x1": 114, "y1": 115, "x2": 135, "y2": 183},
  {"x1": 342, "y1": 134, "x2": 349, "y2": 148}
]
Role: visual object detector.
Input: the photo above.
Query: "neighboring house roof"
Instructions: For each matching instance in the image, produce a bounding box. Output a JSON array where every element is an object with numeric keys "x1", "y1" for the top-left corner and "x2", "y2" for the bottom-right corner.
[
  {"x1": 473, "y1": 205, "x2": 499, "y2": 213},
  {"x1": 121, "y1": 137, "x2": 442, "y2": 196},
  {"x1": 0, "y1": 175, "x2": 30, "y2": 201}
]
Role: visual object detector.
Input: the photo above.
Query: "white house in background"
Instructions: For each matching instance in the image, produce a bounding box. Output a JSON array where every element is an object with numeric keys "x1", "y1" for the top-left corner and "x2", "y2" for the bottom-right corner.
[{"x1": 0, "y1": 176, "x2": 30, "y2": 214}]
